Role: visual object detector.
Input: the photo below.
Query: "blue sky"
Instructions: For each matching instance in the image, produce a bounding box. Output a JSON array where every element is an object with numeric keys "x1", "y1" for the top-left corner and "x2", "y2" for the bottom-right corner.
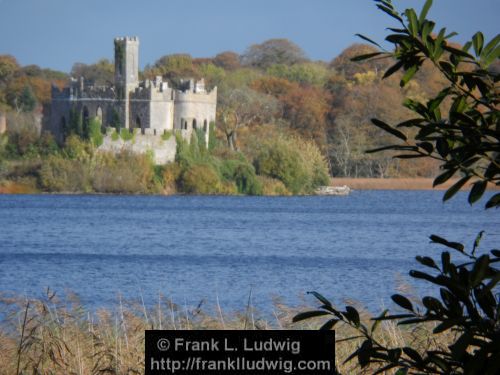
[{"x1": 0, "y1": 0, "x2": 498, "y2": 73}]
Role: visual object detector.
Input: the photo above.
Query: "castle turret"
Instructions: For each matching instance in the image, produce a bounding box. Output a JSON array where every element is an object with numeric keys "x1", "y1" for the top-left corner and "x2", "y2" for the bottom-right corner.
[{"x1": 114, "y1": 36, "x2": 139, "y2": 130}]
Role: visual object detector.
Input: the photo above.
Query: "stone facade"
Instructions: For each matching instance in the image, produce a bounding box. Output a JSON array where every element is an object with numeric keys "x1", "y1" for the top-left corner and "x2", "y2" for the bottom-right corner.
[{"x1": 46, "y1": 37, "x2": 217, "y2": 163}]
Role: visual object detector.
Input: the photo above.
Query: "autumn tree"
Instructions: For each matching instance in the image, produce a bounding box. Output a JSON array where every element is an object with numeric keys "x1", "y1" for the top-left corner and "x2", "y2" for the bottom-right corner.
[
  {"x1": 150, "y1": 54, "x2": 200, "y2": 87},
  {"x1": 213, "y1": 51, "x2": 241, "y2": 70},
  {"x1": 241, "y1": 39, "x2": 308, "y2": 69},
  {"x1": 71, "y1": 59, "x2": 114, "y2": 86},
  {"x1": 217, "y1": 87, "x2": 280, "y2": 150},
  {"x1": 330, "y1": 43, "x2": 392, "y2": 80}
]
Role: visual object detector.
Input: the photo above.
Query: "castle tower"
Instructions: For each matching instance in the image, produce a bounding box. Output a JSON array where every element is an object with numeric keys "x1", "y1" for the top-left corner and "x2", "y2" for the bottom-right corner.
[{"x1": 114, "y1": 36, "x2": 139, "y2": 130}]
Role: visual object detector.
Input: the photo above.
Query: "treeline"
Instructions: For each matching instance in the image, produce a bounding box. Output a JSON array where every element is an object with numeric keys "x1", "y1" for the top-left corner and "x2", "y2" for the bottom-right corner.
[{"x1": 0, "y1": 37, "x2": 459, "y2": 195}]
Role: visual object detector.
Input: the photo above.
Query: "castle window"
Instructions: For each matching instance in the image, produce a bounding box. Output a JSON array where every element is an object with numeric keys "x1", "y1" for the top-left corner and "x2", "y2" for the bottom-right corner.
[
  {"x1": 192, "y1": 119, "x2": 197, "y2": 130},
  {"x1": 82, "y1": 106, "x2": 89, "y2": 135},
  {"x1": 203, "y1": 120, "x2": 208, "y2": 132}
]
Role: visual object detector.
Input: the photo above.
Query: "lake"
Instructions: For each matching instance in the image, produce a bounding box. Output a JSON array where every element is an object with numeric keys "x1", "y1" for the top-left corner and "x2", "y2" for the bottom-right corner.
[{"x1": 0, "y1": 191, "x2": 498, "y2": 315}]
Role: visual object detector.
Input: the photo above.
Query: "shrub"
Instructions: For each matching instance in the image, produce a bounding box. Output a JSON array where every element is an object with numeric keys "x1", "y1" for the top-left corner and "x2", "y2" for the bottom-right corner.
[
  {"x1": 89, "y1": 117, "x2": 103, "y2": 147},
  {"x1": 161, "y1": 130, "x2": 172, "y2": 141},
  {"x1": 161, "y1": 162, "x2": 182, "y2": 194},
  {"x1": 220, "y1": 158, "x2": 262, "y2": 195},
  {"x1": 39, "y1": 155, "x2": 91, "y2": 192},
  {"x1": 63, "y1": 135, "x2": 92, "y2": 160},
  {"x1": 92, "y1": 151, "x2": 154, "y2": 194},
  {"x1": 180, "y1": 163, "x2": 222, "y2": 194},
  {"x1": 119, "y1": 128, "x2": 134, "y2": 141},
  {"x1": 111, "y1": 130, "x2": 119, "y2": 141},
  {"x1": 257, "y1": 176, "x2": 291, "y2": 196}
]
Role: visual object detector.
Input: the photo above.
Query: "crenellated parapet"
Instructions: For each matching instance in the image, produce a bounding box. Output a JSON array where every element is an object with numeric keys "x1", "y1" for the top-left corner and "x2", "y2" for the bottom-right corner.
[{"x1": 47, "y1": 37, "x2": 217, "y2": 160}]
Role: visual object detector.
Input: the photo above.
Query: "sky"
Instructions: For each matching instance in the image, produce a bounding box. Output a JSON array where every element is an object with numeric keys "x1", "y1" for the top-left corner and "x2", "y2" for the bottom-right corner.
[{"x1": 0, "y1": 0, "x2": 498, "y2": 73}]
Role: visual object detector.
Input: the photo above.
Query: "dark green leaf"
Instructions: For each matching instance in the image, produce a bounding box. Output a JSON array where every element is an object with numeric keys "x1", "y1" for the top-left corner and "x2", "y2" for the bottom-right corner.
[
  {"x1": 307, "y1": 291, "x2": 332, "y2": 307},
  {"x1": 371, "y1": 309, "x2": 388, "y2": 333},
  {"x1": 422, "y1": 296, "x2": 443, "y2": 312},
  {"x1": 433, "y1": 169, "x2": 456, "y2": 186},
  {"x1": 355, "y1": 34, "x2": 382, "y2": 48},
  {"x1": 418, "y1": 0, "x2": 433, "y2": 24},
  {"x1": 430, "y1": 234, "x2": 465, "y2": 252},
  {"x1": 293, "y1": 310, "x2": 331, "y2": 323},
  {"x1": 405, "y1": 9, "x2": 419, "y2": 36},
  {"x1": 383, "y1": 60, "x2": 405, "y2": 79},
  {"x1": 472, "y1": 32, "x2": 484, "y2": 56},
  {"x1": 485, "y1": 193, "x2": 500, "y2": 209},
  {"x1": 376, "y1": 4, "x2": 403, "y2": 22},
  {"x1": 409, "y1": 270, "x2": 437, "y2": 283},
  {"x1": 319, "y1": 318, "x2": 339, "y2": 331},
  {"x1": 391, "y1": 294, "x2": 414, "y2": 311},
  {"x1": 433, "y1": 319, "x2": 457, "y2": 333},
  {"x1": 468, "y1": 180, "x2": 487, "y2": 205},
  {"x1": 471, "y1": 255, "x2": 490, "y2": 286},
  {"x1": 416, "y1": 256, "x2": 440, "y2": 270},
  {"x1": 449, "y1": 332, "x2": 472, "y2": 361},
  {"x1": 443, "y1": 44, "x2": 474, "y2": 59},
  {"x1": 400, "y1": 65, "x2": 418, "y2": 87},
  {"x1": 417, "y1": 142, "x2": 433, "y2": 154},
  {"x1": 441, "y1": 252, "x2": 451, "y2": 273},
  {"x1": 443, "y1": 176, "x2": 470, "y2": 202},
  {"x1": 358, "y1": 339, "x2": 372, "y2": 368},
  {"x1": 472, "y1": 230, "x2": 484, "y2": 256},
  {"x1": 351, "y1": 52, "x2": 385, "y2": 62},
  {"x1": 371, "y1": 119, "x2": 407, "y2": 141},
  {"x1": 345, "y1": 306, "x2": 360, "y2": 326},
  {"x1": 481, "y1": 34, "x2": 500, "y2": 58},
  {"x1": 403, "y1": 347, "x2": 423, "y2": 364}
]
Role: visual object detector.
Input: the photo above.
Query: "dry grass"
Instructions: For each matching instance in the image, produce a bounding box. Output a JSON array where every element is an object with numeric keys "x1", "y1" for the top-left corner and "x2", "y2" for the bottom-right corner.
[
  {"x1": 0, "y1": 291, "x2": 457, "y2": 375},
  {"x1": 331, "y1": 177, "x2": 500, "y2": 191},
  {"x1": 0, "y1": 180, "x2": 38, "y2": 194}
]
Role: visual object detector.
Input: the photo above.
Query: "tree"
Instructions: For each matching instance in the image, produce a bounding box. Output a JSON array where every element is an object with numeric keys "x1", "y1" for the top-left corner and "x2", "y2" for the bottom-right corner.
[
  {"x1": 330, "y1": 43, "x2": 392, "y2": 80},
  {"x1": 0, "y1": 55, "x2": 20, "y2": 83},
  {"x1": 70, "y1": 59, "x2": 114, "y2": 86},
  {"x1": 240, "y1": 39, "x2": 308, "y2": 69},
  {"x1": 213, "y1": 51, "x2": 241, "y2": 70},
  {"x1": 151, "y1": 54, "x2": 200, "y2": 87},
  {"x1": 217, "y1": 87, "x2": 280, "y2": 150},
  {"x1": 296, "y1": 0, "x2": 499, "y2": 373}
]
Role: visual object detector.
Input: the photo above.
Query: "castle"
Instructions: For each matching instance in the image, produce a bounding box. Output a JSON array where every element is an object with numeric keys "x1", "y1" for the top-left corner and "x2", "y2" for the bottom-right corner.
[{"x1": 47, "y1": 37, "x2": 217, "y2": 163}]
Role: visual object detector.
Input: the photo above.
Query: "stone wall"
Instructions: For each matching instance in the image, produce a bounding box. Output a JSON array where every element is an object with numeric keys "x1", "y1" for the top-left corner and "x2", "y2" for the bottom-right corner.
[{"x1": 98, "y1": 128, "x2": 176, "y2": 164}]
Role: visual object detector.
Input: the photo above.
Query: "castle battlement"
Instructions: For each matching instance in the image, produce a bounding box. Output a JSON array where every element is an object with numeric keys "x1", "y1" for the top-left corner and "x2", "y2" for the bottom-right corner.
[{"x1": 47, "y1": 37, "x2": 217, "y2": 163}]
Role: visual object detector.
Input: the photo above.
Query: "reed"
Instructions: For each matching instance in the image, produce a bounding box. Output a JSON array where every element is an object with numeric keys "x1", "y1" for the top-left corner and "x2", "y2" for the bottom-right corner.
[{"x1": 0, "y1": 290, "x2": 454, "y2": 375}]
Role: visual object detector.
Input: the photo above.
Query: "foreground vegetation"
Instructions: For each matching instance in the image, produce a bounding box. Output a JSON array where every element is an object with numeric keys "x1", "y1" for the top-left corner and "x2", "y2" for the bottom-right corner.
[
  {"x1": 298, "y1": 0, "x2": 499, "y2": 374},
  {"x1": 0, "y1": 291, "x2": 459, "y2": 375}
]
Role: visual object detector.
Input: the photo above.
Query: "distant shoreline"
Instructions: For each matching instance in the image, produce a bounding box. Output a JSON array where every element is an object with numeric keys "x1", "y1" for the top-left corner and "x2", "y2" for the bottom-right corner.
[
  {"x1": 1, "y1": 177, "x2": 499, "y2": 195},
  {"x1": 331, "y1": 178, "x2": 500, "y2": 191}
]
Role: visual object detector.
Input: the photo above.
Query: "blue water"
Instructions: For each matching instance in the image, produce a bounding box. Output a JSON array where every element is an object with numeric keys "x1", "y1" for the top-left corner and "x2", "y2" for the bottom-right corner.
[{"x1": 0, "y1": 191, "x2": 498, "y2": 314}]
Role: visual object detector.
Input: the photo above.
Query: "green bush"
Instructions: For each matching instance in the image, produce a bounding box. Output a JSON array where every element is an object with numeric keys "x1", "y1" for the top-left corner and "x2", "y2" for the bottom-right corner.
[
  {"x1": 119, "y1": 128, "x2": 134, "y2": 141},
  {"x1": 220, "y1": 158, "x2": 262, "y2": 195},
  {"x1": 39, "y1": 155, "x2": 91, "y2": 192},
  {"x1": 180, "y1": 163, "x2": 222, "y2": 194},
  {"x1": 161, "y1": 130, "x2": 172, "y2": 141},
  {"x1": 111, "y1": 130, "x2": 119, "y2": 141},
  {"x1": 257, "y1": 175, "x2": 290, "y2": 195},
  {"x1": 89, "y1": 117, "x2": 103, "y2": 147},
  {"x1": 254, "y1": 135, "x2": 329, "y2": 194}
]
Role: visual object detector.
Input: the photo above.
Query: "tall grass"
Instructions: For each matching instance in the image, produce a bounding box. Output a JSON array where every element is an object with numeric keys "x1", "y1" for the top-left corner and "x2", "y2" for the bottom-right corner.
[{"x1": 0, "y1": 290, "x2": 456, "y2": 374}]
